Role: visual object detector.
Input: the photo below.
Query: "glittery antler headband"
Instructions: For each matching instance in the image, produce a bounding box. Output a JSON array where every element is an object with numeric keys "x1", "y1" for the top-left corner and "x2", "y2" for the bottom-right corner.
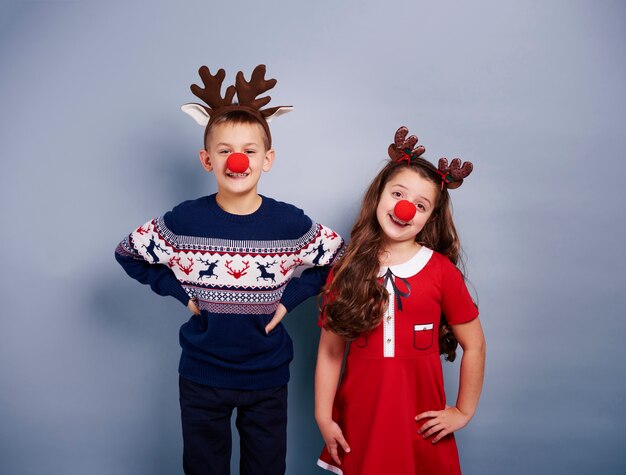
[
  {"x1": 436, "y1": 158, "x2": 473, "y2": 190},
  {"x1": 388, "y1": 126, "x2": 473, "y2": 190},
  {"x1": 181, "y1": 64, "x2": 293, "y2": 147},
  {"x1": 387, "y1": 126, "x2": 426, "y2": 163}
]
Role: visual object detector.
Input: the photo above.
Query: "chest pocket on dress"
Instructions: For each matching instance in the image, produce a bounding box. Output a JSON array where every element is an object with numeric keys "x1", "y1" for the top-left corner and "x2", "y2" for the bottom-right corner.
[{"x1": 413, "y1": 323, "x2": 434, "y2": 350}]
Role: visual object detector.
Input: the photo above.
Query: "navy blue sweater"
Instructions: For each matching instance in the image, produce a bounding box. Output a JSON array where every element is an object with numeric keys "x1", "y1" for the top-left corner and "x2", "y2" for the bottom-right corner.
[{"x1": 115, "y1": 194, "x2": 344, "y2": 390}]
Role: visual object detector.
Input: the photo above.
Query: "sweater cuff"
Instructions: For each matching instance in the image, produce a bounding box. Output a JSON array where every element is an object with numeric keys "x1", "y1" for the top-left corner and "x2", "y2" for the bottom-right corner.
[
  {"x1": 162, "y1": 279, "x2": 190, "y2": 306},
  {"x1": 279, "y1": 292, "x2": 306, "y2": 313}
]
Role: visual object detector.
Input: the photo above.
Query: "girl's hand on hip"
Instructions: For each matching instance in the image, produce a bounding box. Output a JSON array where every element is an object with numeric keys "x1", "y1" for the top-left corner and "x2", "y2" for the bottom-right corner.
[
  {"x1": 415, "y1": 406, "x2": 471, "y2": 444},
  {"x1": 319, "y1": 419, "x2": 350, "y2": 466}
]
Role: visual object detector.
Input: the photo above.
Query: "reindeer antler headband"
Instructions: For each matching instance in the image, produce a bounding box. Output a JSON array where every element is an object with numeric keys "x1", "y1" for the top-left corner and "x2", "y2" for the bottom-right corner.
[
  {"x1": 181, "y1": 64, "x2": 293, "y2": 147},
  {"x1": 388, "y1": 126, "x2": 473, "y2": 190}
]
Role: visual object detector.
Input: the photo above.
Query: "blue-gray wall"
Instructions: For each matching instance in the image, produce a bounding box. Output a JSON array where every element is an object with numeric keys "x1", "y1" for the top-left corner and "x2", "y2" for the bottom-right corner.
[{"x1": 1, "y1": 1, "x2": 625, "y2": 473}]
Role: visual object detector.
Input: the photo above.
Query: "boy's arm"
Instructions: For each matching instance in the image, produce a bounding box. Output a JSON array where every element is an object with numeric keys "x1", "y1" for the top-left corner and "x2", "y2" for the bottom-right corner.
[
  {"x1": 265, "y1": 222, "x2": 344, "y2": 334},
  {"x1": 114, "y1": 219, "x2": 190, "y2": 306},
  {"x1": 278, "y1": 222, "x2": 345, "y2": 313}
]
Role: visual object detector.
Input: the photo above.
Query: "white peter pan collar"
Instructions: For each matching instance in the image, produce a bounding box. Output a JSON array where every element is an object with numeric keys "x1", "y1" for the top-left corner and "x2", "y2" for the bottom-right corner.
[{"x1": 378, "y1": 246, "x2": 434, "y2": 278}]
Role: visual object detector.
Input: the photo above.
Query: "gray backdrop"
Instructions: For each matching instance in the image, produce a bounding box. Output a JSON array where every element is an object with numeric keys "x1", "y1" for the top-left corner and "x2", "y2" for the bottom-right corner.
[{"x1": 1, "y1": 1, "x2": 625, "y2": 474}]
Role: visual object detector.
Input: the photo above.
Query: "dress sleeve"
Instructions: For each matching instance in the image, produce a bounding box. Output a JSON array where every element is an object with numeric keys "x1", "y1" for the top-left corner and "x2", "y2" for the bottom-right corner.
[
  {"x1": 440, "y1": 260, "x2": 479, "y2": 325},
  {"x1": 114, "y1": 217, "x2": 190, "y2": 306}
]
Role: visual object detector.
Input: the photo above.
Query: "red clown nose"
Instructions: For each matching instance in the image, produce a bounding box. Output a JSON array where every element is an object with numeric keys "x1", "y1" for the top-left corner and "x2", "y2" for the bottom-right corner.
[
  {"x1": 226, "y1": 153, "x2": 249, "y2": 173},
  {"x1": 394, "y1": 200, "x2": 416, "y2": 222}
]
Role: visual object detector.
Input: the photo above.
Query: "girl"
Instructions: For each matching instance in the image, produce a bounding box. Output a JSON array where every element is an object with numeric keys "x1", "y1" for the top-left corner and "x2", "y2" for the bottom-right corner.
[{"x1": 315, "y1": 127, "x2": 485, "y2": 475}]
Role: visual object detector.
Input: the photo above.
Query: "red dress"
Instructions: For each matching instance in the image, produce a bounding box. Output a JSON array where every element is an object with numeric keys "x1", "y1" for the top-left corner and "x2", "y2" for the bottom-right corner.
[{"x1": 317, "y1": 247, "x2": 478, "y2": 475}]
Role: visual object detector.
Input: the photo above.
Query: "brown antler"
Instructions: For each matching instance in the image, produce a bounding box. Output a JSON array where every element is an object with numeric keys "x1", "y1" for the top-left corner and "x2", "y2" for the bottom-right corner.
[
  {"x1": 438, "y1": 158, "x2": 473, "y2": 189},
  {"x1": 234, "y1": 65, "x2": 277, "y2": 110},
  {"x1": 182, "y1": 64, "x2": 293, "y2": 147},
  {"x1": 190, "y1": 66, "x2": 236, "y2": 110},
  {"x1": 388, "y1": 126, "x2": 426, "y2": 162}
]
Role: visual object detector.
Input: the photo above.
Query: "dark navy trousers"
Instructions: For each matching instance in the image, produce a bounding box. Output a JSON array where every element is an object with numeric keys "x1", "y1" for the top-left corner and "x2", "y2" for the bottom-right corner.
[{"x1": 179, "y1": 377, "x2": 288, "y2": 475}]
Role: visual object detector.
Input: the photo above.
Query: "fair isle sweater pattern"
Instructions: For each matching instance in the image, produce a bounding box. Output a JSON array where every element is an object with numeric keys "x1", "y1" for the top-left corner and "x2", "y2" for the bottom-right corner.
[{"x1": 116, "y1": 216, "x2": 342, "y2": 315}]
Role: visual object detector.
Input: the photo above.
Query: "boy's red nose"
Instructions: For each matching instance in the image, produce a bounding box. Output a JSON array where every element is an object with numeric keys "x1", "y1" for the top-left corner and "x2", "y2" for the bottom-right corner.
[
  {"x1": 394, "y1": 200, "x2": 416, "y2": 222},
  {"x1": 226, "y1": 153, "x2": 249, "y2": 173}
]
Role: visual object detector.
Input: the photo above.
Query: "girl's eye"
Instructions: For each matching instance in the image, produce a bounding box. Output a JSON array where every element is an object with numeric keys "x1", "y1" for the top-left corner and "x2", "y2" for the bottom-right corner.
[
  {"x1": 392, "y1": 191, "x2": 402, "y2": 198},
  {"x1": 417, "y1": 203, "x2": 426, "y2": 211}
]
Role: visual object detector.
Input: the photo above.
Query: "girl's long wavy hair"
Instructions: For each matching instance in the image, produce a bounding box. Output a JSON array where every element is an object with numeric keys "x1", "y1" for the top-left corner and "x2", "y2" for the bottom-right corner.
[{"x1": 322, "y1": 158, "x2": 463, "y2": 361}]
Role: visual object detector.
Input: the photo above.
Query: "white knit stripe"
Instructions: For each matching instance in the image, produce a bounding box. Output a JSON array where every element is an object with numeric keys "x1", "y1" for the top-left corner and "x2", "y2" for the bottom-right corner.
[
  {"x1": 131, "y1": 219, "x2": 175, "y2": 266},
  {"x1": 317, "y1": 459, "x2": 344, "y2": 474},
  {"x1": 170, "y1": 252, "x2": 310, "y2": 289},
  {"x1": 134, "y1": 220, "x2": 344, "y2": 290},
  {"x1": 383, "y1": 277, "x2": 395, "y2": 358},
  {"x1": 187, "y1": 283, "x2": 287, "y2": 304}
]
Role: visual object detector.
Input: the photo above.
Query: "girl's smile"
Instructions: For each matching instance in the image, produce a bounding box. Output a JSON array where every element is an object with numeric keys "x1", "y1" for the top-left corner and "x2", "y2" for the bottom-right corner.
[{"x1": 389, "y1": 213, "x2": 411, "y2": 226}]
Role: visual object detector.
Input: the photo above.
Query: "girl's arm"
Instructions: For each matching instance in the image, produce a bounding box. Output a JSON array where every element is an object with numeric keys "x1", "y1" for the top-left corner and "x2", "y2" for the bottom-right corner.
[
  {"x1": 315, "y1": 328, "x2": 351, "y2": 465},
  {"x1": 415, "y1": 317, "x2": 486, "y2": 443}
]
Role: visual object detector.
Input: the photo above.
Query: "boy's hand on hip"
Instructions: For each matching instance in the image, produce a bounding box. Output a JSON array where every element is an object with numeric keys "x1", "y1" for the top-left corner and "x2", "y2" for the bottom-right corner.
[
  {"x1": 265, "y1": 303, "x2": 287, "y2": 334},
  {"x1": 187, "y1": 299, "x2": 200, "y2": 315}
]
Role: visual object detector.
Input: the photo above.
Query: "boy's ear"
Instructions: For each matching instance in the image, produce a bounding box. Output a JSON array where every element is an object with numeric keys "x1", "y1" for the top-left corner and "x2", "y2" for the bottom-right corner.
[
  {"x1": 199, "y1": 149, "x2": 213, "y2": 172},
  {"x1": 262, "y1": 149, "x2": 275, "y2": 172}
]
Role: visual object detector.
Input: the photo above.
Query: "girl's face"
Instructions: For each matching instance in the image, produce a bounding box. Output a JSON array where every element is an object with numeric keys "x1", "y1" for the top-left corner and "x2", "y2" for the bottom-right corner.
[{"x1": 375, "y1": 168, "x2": 438, "y2": 245}]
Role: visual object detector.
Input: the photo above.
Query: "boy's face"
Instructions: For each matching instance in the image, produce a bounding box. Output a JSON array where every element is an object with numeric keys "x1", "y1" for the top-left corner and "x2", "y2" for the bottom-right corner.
[{"x1": 200, "y1": 122, "x2": 274, "y2": 197}]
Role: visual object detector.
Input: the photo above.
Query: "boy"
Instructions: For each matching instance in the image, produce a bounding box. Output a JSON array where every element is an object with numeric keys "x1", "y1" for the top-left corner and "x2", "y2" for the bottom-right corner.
[{"x1": 115, "y1": 64, "x2": 344, "y2": 475}]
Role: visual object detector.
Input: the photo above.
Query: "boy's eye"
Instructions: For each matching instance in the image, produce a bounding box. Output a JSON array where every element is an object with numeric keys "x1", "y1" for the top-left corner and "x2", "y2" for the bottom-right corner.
[
  {"x1": 219, "y1": 149, "x2": 230, "y2": 154},
  {"x1": 244, "y1": 149, "x2": 256, "y2": 155}
]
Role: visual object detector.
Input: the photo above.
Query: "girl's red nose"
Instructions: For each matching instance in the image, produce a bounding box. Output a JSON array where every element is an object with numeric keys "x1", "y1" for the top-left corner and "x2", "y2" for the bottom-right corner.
[
  {"x1": 394, "y1": 200, "x2": 417, "y2": 222},
  {"x1": 226, "y1": 153, "x2": 249, "y2": 173}
]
